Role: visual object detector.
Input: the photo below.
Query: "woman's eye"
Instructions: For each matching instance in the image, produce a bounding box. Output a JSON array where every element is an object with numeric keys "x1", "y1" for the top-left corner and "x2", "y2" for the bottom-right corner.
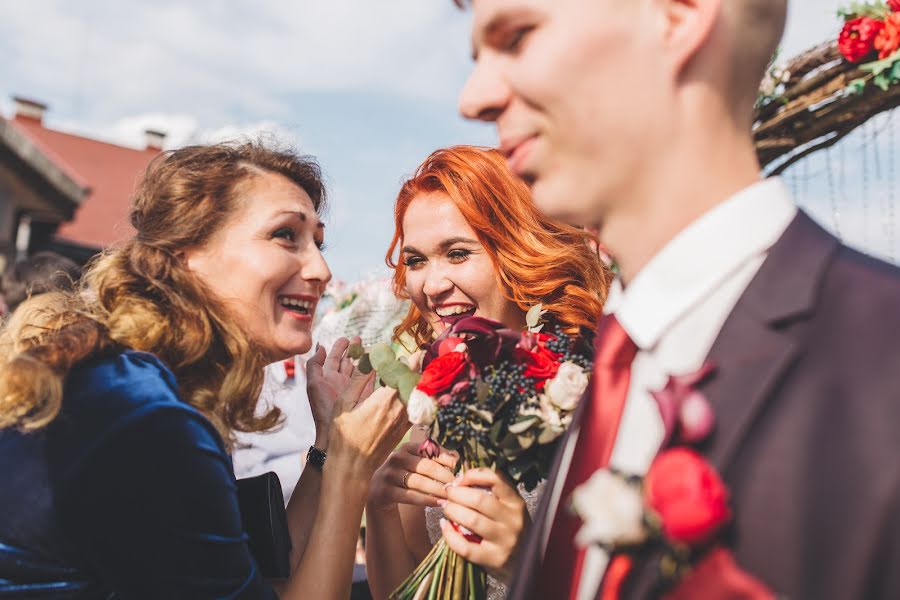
[
  {"x1": 273, "y1": 227, "x2": 296, "y2": 242},
  {"x1": 403, "y1": 255, "x2": 425, "y2": 269},
  {"x1": 315, "y1": 239, "x2": 327, "y2": 252},
  {"x1": 503, "y1": 26, "x2": 533, "y2": 53},
  {"x1": 448, "y1": 249, "x2": 471, "y2": 263}
]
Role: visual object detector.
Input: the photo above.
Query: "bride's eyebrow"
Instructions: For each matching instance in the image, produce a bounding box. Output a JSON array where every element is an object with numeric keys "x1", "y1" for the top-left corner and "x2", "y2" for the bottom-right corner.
[{"x1": 401, "y1": 237, "x2": 478, "y2": 255}]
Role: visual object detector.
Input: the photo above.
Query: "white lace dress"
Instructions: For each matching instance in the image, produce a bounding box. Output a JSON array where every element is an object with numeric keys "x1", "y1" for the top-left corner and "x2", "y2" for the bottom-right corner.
[{"x1": 424, "y1": 480, "x2": 546, "y2": 600}]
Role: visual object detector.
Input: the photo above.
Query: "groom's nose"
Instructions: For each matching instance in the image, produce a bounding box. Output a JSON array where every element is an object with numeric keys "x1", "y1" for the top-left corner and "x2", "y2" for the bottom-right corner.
[{"x1": 458, "y1": 58, "x2": 508, "y2": 122}]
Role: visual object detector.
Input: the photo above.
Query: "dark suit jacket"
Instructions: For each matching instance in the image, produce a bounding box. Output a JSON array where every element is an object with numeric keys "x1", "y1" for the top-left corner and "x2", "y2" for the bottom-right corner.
[{"x1": 509, "y1": 211, "x2": 900, "y2": 600}]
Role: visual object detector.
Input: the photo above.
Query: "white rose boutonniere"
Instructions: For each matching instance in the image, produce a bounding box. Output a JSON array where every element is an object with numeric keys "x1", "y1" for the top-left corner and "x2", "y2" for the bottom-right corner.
[{"x1": 571, "y1": 469, "x2": 647, "y2": 548}]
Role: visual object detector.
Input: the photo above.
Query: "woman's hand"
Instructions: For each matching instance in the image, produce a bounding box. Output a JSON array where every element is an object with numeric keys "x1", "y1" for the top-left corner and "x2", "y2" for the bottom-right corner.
[
  {"x1": 327, "y1": 370, "x2": 410, "y2": 481},
  {"x1": 368, "y1": 441, "x2": 458, "y2": 513},
  {"x1": 439, "y1": 468, "x2": 530, "y2": 583},
  {"x1": 306, "y1": 337, "x2": 373, "y2": 447}
]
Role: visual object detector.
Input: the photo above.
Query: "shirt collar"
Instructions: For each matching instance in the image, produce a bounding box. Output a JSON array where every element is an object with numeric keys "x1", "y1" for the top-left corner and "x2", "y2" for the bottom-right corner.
[{"x1": 604, "y1": 178, "x2": 797, "y2": 350}]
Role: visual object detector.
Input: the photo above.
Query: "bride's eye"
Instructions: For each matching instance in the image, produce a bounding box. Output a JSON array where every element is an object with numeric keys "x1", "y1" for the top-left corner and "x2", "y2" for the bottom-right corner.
[
  {"x1": 448, "y1": 249, "x2": 472, "y2": 263},
  {"x1": 404, "y1": 255, "x2": 425, "y2": 269}
]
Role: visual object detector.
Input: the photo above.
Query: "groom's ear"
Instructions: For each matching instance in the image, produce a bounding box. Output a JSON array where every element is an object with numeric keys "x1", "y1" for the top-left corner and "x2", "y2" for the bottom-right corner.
[{"x1": 655, "y1": 0, "x2": 722, "y2": 75}]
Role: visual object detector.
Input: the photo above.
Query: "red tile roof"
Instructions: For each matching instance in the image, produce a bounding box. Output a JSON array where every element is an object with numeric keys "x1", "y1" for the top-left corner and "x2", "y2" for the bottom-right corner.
[{"x1": 9, "y1": 115, "x2": 160, "y2": 248}]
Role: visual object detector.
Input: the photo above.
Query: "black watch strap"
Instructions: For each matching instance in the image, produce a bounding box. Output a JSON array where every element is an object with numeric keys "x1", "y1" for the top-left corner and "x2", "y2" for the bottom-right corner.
[{"x1": 306, "y1": 445, "x2": 326, "y2": 470}]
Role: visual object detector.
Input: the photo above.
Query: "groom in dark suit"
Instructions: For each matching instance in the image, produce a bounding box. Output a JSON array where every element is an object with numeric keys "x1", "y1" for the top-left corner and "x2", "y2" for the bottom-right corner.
[{"x1": 445, "y1": 0, "x2": 900, "y2": 598}]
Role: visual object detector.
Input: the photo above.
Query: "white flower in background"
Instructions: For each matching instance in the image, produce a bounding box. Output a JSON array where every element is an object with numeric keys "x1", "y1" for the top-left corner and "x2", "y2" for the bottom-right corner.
[
  {"x1": 546, "y1": 362, "x2": 589, "y2": 411},
  {"x1": 572, "y1": 469, "x2": 647, "y2": 548},
  {"x1": 407, "y1": 389, "x2": 438, "y2": 426}
]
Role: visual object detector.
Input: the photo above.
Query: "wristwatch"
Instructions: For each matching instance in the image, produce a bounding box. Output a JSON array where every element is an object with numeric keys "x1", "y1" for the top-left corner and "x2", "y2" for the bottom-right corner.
[{"x1": 306, "y1": 445, "x2": 327, "y2": 470}]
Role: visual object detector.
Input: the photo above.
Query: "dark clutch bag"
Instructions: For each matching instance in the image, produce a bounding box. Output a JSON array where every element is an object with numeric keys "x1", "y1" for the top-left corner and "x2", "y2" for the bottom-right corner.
[{"x1": 235, "y1": 472, "x2": 292, "y2": 579}]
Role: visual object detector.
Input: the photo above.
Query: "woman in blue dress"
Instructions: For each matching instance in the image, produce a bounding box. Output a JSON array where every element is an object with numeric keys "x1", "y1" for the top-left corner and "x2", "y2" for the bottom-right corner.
[{"x1": 0, "y1": 141, "x2": 409, "y2": 599}]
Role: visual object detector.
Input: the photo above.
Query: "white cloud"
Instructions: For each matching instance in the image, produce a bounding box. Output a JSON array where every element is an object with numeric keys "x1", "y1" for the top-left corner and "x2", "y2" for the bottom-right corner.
[{"x1": 0, "y1": 0, "x2": 472, "y2": 123}]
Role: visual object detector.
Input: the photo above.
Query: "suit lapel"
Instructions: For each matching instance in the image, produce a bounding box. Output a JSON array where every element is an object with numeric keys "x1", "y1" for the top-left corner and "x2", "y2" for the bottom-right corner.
[
  {"x1": 624, "y1": 211, "x2": 840, "y2": 599},
  {"x1": 701, "y1": 211, "x2": 837, "y2": 471}
]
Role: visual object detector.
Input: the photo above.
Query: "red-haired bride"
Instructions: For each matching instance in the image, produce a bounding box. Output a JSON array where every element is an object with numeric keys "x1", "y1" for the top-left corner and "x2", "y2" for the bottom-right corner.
[{"x1": 365, "y1": 146, "x2": 611, "y2": 599}]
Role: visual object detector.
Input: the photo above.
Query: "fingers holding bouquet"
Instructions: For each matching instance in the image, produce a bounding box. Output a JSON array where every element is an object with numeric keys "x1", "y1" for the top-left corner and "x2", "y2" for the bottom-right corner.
[
  {"x1": 439, "y1": 468, "x2": 529, "y2": 583},
  {"x1": 369, "y1": 441, "x2": 459, "y2": 511}
]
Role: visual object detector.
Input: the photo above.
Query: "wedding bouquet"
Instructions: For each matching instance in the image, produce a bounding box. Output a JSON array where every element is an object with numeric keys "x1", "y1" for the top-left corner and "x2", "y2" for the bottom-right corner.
[{"x1": 351, "y1": 306, "x2": 593, "y2": 600}]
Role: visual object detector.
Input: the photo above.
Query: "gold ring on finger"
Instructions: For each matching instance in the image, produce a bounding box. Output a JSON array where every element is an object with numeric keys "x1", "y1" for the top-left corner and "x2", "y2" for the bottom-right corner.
[{"x1": 402, "y1": 471, "x2": 412, "y2": 489}]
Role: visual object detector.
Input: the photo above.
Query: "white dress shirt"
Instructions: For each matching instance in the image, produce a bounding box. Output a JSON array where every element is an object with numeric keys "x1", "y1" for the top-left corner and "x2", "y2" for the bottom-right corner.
[
  {"x1": 548, "y1": 178, "x2": 798, "y2": 599},
  {"x1": 232, "y1": 357, "x2": 317, "y2": 503}
]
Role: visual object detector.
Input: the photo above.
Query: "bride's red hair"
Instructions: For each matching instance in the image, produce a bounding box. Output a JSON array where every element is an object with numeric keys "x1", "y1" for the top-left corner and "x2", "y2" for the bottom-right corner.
[{"x1": 387, "y1": 146, "x2": 611, "y2": 347}]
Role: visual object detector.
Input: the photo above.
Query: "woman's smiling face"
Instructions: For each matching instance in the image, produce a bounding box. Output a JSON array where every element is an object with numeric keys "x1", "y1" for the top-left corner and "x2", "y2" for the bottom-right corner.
[
  {"x1": 400, "y1": 191, "x2": 524, "y2": 336},
  {"x1": 184, "y1": 171, "x2": 331, "y2": 361}
]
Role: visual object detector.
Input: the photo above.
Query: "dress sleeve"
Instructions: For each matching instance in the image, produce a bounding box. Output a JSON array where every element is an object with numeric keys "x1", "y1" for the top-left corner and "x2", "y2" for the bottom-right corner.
[{"x1": 54, "y1": 405, "x2": 278, "y2": 600}]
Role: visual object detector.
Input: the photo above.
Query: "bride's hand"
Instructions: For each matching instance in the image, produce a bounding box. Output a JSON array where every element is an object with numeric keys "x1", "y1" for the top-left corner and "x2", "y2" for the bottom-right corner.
[
  {"x1": 367, "y1": 441, "x2": 458, "y2": 512},
  {"x1": 439, "y1": 468, "x2": 530, "y2": 583},
  {"x1": 306, "y1": 336, "x2": 373, "y2": 447}
]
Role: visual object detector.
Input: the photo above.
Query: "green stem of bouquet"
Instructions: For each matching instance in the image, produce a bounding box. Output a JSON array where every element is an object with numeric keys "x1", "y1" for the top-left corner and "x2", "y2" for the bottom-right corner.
[{"x1": 390, "y1": 537, "x2": 487, "y2": 600}]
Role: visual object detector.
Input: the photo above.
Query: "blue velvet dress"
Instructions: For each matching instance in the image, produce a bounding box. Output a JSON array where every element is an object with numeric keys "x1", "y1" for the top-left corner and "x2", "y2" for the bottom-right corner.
[{"x1": 0, "y1": 350, "x2": 278, "y2": 599}]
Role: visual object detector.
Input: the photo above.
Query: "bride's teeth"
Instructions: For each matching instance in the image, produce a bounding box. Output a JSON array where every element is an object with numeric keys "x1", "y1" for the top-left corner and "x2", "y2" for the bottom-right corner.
[{"x1": 436, "y1": 305, "x2": 474, "y2": 317}]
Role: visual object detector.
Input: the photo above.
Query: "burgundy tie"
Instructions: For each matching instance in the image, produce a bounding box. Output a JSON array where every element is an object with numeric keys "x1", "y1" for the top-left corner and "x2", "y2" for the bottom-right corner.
[{"x1": 535, "y1": 314, "x2": 638, "y2": 600}]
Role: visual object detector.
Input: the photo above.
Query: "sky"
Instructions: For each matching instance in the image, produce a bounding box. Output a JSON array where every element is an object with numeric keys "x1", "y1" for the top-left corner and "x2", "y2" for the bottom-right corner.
[{"x1": 1, "y1": 0, "x2": 897, "y2": 282}]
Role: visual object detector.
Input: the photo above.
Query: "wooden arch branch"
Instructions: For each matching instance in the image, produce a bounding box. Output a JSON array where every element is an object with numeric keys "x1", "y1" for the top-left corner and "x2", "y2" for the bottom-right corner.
[{"x1": 753, "y1": 41, "x2": 900, "y2": 175}]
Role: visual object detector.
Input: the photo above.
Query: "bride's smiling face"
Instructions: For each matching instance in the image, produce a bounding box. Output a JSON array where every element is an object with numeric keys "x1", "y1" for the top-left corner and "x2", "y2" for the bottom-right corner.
[{"x1": 401, "y1": 191, "x2": 524, "y2": 335}]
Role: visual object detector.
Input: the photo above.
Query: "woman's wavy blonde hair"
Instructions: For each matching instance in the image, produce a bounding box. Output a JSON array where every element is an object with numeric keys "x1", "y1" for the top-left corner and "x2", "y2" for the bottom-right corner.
[
  {"x1": 0, "y1": 141, "x2": 327, "y2": 443},
  {"x1": 387, "y1": 145, "x2": 611, "y2": 348}
]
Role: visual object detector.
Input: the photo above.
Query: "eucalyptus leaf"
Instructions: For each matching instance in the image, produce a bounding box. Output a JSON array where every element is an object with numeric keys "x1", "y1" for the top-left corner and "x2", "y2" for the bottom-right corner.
[
  {"x1": 397, "y1": 371, "x2": 421, "y2": 404},
  {"x1": 358, "y1": 354, "x2": 373, "y2": 374},
  {"x1": 368, "y1": 343, "x2": 395, "y2": 370},
  {"x1": 379, "y1": 360, "x2": 409, "y2": 388},
  {"x1": 347, "y1": 343, "x2": 364, "y2": 360}
]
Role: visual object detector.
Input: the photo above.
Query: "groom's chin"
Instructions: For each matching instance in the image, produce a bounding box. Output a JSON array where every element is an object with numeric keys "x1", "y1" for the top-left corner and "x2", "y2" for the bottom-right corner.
[{"x1": 530, "y1": 176, "x2": 596, "y2": 228}]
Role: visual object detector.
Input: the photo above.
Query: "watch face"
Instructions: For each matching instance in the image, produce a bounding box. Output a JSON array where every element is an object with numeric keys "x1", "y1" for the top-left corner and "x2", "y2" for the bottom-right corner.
[{"x1": 307, "y1": 446, "x2": 326, "y2": 468}]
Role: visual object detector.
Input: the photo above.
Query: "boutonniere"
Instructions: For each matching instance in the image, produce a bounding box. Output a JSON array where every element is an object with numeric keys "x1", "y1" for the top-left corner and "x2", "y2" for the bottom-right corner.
[
  {"x1": 571, "y1": 448, "x2": 733, "y2": 580},
  {"x1": 650, "y1": 361, "x2": 717, "y2": 448}
]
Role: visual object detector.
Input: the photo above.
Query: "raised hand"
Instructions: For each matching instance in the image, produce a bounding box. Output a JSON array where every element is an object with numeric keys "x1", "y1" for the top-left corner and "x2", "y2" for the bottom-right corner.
[
  {"x1": 306, "y1": 336, "x2": 373, "y2": 446},
  {"x1": 368, "y1": 441, "x2": 458, "y2": 512},
  {"x1": 327, "y1": 369, "x2": 410, "y2": 481},
  {"x1": 439, "y1": 468, "x2": 530, "y2": 583}
]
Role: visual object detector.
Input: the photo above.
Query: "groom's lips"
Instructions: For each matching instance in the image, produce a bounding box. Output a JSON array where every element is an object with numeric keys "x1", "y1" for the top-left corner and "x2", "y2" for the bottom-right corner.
[{"x1": 501, "y1": 134, "x2": 538, "y2": 176}]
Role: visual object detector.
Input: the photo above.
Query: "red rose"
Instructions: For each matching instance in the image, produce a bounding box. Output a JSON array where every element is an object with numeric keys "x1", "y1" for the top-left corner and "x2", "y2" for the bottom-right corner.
[
  {"x1": 417, "y1": 351, "x2": 468, "y2": 396},
  {"x1": 644, "y1": 448, "x2": 732, "y2": 547},
  {"x1": 514, "y1": 345, "x2": 561, "y2": 390},
  {"x1": 890, "y1": 0, "x2": 900, "y2": 12},
  {"x1": 839, "y1": 17, "x2": 884, "y2": 63},
  {"x1": 438, "y1": 336, "x2": 466, "y2": 357},
  {"x1": 875, "y1": 13, "x2": 900, "y2": 59}
]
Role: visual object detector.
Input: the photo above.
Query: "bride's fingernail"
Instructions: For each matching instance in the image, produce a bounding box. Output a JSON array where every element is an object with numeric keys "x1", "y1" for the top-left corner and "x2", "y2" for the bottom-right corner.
[{"x1": 437, "y1": 499, "x2": 447, "y2": 507}]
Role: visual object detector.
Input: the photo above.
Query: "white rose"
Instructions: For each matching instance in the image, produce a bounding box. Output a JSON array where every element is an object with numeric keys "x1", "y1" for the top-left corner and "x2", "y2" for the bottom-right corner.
[
  {"x1": 545, "y1": 362, "x2": 589, "y2": 411},
  {"x1": 571, "y1": 469, "x2": 646, "y2": 548},
  {"x1": 407, "y1": 389, "x2": 438, "y2": 426}
]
